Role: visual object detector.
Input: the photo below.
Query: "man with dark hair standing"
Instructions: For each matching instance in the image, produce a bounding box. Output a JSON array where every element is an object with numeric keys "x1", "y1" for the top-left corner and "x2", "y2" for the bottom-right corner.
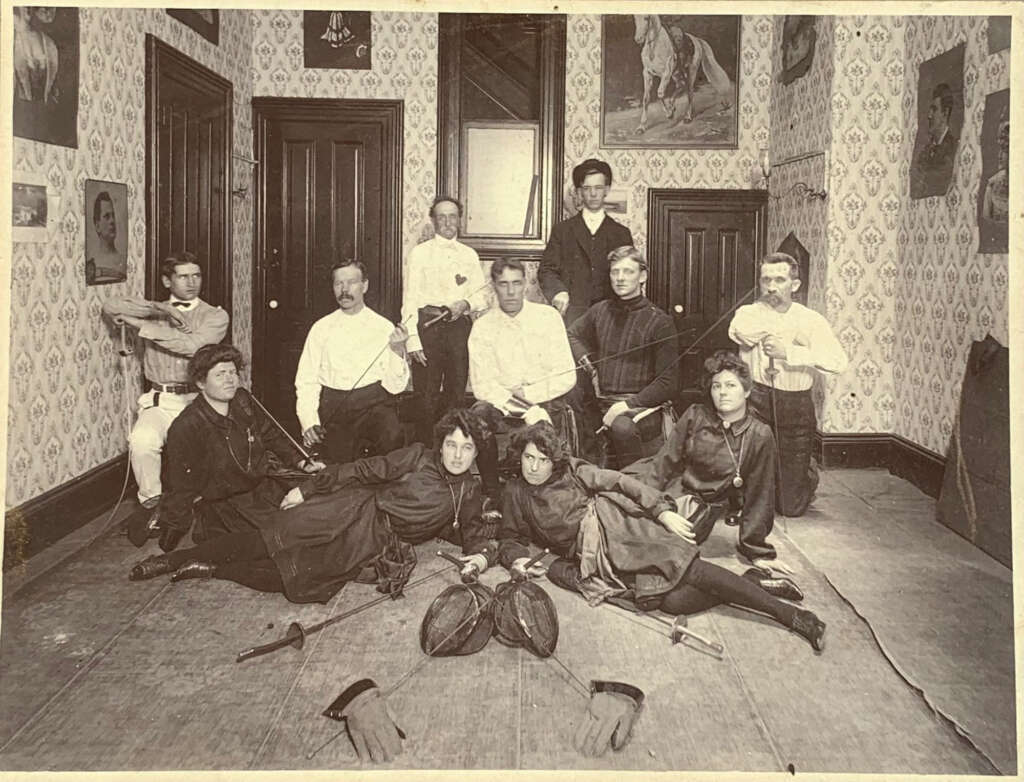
[
  {"x1": 729, "y1": 252, "x2": 847, "y2": 518},
  {"x1": 401, "y1": 196, "x2": 487, "y2": 443},
  {"x1": 468, "y1": 258, "x2": 577, "y2": 499},
  {"x1": 569, "y1": 245, "x2": 679, "y2": 468},
  {"x1": 539, "y1": 158, "x2": 633, "y2": 324},
  {"x1": 295, "y1": 259, "x2": 410, "y2": 464},
  {"x1": 102, "y1": 252, "x2": 230, "y2": 533}
]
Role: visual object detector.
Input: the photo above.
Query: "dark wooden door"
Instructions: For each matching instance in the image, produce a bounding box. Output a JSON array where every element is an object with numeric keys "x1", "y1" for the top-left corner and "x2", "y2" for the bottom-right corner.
[
  {"x1": 146, "y1": 35, "x2": 232, "y2": 311},
  {"x1": 647, "y1": 189, "x2": 767, "y2": 395},
  {"x1": 252, "y1": 98, "x2": 403, "y2": 434}
]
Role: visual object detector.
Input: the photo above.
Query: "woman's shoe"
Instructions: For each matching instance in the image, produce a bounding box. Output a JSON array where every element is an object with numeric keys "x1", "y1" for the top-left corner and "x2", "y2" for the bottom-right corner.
[
  {"x1": 546, "y1": 558, "x2": 583, "y2": 594},
  {"x1": 129, "y1": 554, "x2": 174, "y2": 581},
  {"x1": 170, "y1": 561, "x2": 217, "y2": 582},
  {"x1": 790, "y1": 609, "x2": 826, "y2": 651},
  {"x1": 743, "y1": 568, "x2": 804, "y2": 601}
]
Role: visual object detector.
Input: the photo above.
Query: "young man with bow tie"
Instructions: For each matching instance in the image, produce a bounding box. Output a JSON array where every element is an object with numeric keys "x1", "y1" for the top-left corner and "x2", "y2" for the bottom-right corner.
[
  {"x1": 102, "y1": 251, "x2": 230, "y2": 536},
  {"x1": 400, "y1": 196, "x2": 487, "y2": 443}
]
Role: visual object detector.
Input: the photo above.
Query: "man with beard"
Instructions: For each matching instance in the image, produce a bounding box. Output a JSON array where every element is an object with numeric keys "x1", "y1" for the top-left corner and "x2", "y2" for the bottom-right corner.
[
  {"x1": 295, "y1": 259, "x2": 410, "y2": 464},
  {"x1": 728, "y1": 252, "x2": 847, "y2": 518},
  {"x1": 401, "y1": 196, "x2": 487, "y2": 443},
  {"x1": 539, "y1": 159, "x2": 633, "y2": 325},
  {"x1": 86, "y1": 190, "x2": 125, "y2": 283}
]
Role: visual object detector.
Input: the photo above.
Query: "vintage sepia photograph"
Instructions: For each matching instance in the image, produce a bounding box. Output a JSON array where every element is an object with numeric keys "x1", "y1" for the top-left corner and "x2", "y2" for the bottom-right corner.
[{"x1": 0, "y1": 1, "x2": 1019, "y2": 778}]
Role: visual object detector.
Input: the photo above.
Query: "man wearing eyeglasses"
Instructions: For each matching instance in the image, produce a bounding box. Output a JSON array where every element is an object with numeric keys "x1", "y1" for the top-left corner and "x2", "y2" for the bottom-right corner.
[{"x1": 538, "y1": 158, "x2": 633, "y2": 325}]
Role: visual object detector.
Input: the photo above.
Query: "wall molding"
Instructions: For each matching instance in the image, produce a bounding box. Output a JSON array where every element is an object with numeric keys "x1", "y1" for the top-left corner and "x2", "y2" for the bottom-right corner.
[
  {"x1": 3, "y1": 454, "x2": 133, "y2": 571},
  {"x1": 816, "y1": 432, "x2": 946, "y2": 499}
]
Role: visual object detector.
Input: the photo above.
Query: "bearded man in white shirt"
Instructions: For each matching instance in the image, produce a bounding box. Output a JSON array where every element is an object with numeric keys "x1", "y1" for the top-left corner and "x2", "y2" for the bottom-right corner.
[
  {"x1": 729, "y1": 252, "x2": 847, "y2": 518},
  {"x1": 467, "y1": 259, "x2": 578, "y2": 499},
  {"x1": 295, "y1": 259, "x2": 410, "y2": 464},
  {"x1": 401, "y1": 196, "x2": 487, "y2": 443}
]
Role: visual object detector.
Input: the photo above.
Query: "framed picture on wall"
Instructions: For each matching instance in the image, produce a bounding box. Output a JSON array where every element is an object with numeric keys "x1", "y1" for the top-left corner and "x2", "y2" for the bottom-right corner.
[
  {"x1": 84, "y1": 179, "x2": 128, "y2": 285},
  {"x1": 778, "y1": 16, "x2": 817, "y2": 85},
  {"x1": 909, "y1": 43, "x2": 964, "y2": 200},
  {"x1": 987, "y1": 16, "x2": 1010, "y2": 54},
  {"x1": 166, "y1": 9, "x2": 219, "y2": 45},
  {"x1": 601, "y1": 14, "x2": 740, "y2": 149},
  {"x1": 303, "y1": 11, "x2": 372, "y2": 70},
  {"x1": 12, "y1": 172, "x2": 51, "y2": 243},
  {"x1": 13, "y1": 6, "x2": 79, "y2": 148},
  {"x1": 977, "y1": 89, "x2": 1009, "y2": 254}
]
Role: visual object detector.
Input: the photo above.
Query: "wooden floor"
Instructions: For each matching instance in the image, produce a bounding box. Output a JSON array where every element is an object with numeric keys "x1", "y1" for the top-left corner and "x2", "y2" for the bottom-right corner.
[{"x1": 0, "y1": 469, "x2": 1014, "y2": 774}]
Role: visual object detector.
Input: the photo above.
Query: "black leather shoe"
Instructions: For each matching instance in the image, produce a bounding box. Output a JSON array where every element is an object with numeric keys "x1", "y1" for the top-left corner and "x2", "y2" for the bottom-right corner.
[
  {"x1": 546, "y1": 558, "x2": 583, "y2": 594},
  {"x1": 129, "y1": 554, "x2": 175, "y2": 581},
  {"x1": 170, "y1": 561, "x2": 217, "y2": 582},
  {"x1": 791, "y1": 609, "x2": 826, "y2": 652},
  {"x1": 158, "y1": 526, "x2": 187, "y2": 553},
  {"x1": 743, "y1": 568, "x2": 804, "y2": 601}
]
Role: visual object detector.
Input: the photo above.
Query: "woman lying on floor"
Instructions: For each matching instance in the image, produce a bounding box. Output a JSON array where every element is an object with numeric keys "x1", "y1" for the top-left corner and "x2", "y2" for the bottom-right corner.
[
  {"x1": 130, "y1": 400, "x2": 491, "y2": 604},
  {"x1": 460, "y1": 421, "x2": 827, "y2": 651}
]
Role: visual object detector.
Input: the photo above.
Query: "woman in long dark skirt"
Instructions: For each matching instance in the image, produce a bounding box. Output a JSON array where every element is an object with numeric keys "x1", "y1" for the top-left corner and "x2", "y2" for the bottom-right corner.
[
  {"x1": 462, "y1": 422, "x2": 827, "y2": 651},
  {"x1": 129, "y1": 407, "x2": 490, "y2": 604}
]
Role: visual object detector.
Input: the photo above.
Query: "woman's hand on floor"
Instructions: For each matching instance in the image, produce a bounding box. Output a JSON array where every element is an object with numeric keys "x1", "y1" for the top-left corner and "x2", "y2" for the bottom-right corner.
[
  {"x1": 280, "y1": 487, "x2": 304, "y2": 510},
  {"x1": 657, "y1": 510, "x2": 696, "y2": 544}
]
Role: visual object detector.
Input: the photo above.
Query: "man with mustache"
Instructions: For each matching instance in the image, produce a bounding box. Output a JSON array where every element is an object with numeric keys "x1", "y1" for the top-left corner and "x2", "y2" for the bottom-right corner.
[
  {"x1": 728, "y1": 252, "x2": 846, "y2": 519},
  {"x1": 295, "y1": 259, "x2": 410, "y2": 464}
]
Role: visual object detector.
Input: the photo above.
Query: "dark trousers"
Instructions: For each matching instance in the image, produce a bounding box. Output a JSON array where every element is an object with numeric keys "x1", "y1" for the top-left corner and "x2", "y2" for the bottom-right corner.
[
  {"x1": 411, "y1": 316, "x2": 471, "y2": 444},
  {"x1": 590, "y1": 398, "x2": 665, "y2": 469},
  {"x1": 749, "y1": 383, "x2": 818, "y2": 517},
  {"x1": 319, "y1": 382, "x2": 404, "y2": 465}
]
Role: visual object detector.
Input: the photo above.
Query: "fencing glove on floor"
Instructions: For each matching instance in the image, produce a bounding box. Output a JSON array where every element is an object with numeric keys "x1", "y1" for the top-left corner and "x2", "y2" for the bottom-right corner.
[
  {"x1": 573, "y1": 680, "x2": 645, "y2": 757},
  {"x1": 323, "y1": 678, "x2": 405, "y2": 763}
]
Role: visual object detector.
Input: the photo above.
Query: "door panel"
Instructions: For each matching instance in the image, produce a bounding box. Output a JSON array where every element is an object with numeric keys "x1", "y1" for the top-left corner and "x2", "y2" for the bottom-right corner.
[
  {"x1": 253, "y1": 99, "x2": 403, "y2": 436},
  {"x1": 648, "y1": 189, "x2": 767, "y2": 396},
  {"x1": 146, "y1": 36, "x2": 232, "y2": 311}
]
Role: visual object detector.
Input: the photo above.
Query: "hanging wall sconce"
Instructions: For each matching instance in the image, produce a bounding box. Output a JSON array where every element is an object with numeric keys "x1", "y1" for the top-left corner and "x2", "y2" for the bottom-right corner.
[
  {"x1": 232, "y1": 151, "x2": 259, "y2": 199},
  {"x1": 759, "y1": 147, "x2": 828, "y2": 202}
]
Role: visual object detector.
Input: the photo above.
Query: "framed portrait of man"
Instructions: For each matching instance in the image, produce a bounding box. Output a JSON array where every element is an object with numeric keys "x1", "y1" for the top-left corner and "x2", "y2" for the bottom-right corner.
[
  {"x1": 601, "y1": 14, "x2": 740, "y2": 149},
  {"x1": 85, "y1": 179, "x2": 128, "y2": 286},
  {"x1": 13, "y1": 6, "x2": 79, "y2": 148},
  {"x1": 908, "y1": 43, "x2": 964, "y2": 200},
  {"x1": 778, "y1": 16, "x2": 817, "y2": 85}
]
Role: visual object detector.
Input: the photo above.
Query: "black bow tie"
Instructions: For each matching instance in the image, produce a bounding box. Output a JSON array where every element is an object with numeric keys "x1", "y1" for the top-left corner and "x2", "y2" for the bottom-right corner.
[{"x1": 171, "y1": 301, "x2": 189, "y2": 308}]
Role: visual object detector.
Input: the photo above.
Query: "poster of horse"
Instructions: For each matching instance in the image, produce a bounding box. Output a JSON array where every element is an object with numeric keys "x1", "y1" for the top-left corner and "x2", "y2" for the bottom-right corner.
[{"x1": 601, "y1": 14, "x2": 740, "y2": 149}]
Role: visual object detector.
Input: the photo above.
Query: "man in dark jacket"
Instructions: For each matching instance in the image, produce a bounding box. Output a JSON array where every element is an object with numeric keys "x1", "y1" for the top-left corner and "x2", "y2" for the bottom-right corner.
[{"x1": 539, "y1": 159, "x2": 633, "y2": 325}]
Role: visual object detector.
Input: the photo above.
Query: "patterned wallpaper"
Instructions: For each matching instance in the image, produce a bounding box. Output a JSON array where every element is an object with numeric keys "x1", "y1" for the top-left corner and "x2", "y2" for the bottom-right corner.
[
  {"x1": 7, "y1": 9, "x2": 254, "y2": 507},
  {"x1": 894, "y1": 16, "x2": 1010, "y2": 455},
  {"x1": 250, "y1": 9, "x2": 439, "y2": 287},
  {"x1": 821, "y1": 16, "x2": 905, "y2": 436},
  {"x1": 562, "y1": 14, "x2": 774, "y2": 255}
]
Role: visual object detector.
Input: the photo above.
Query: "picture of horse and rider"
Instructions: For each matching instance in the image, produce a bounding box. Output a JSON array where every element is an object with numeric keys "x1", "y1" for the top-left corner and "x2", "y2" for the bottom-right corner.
[{"x1": 601, "y1": 14, "x2": 740, "y2": 149}]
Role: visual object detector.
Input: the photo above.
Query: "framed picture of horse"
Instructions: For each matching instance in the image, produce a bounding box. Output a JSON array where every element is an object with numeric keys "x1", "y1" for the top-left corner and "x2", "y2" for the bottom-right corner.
[{"x1": 601, "y1": 14, "x2": 740, "y2": 149}]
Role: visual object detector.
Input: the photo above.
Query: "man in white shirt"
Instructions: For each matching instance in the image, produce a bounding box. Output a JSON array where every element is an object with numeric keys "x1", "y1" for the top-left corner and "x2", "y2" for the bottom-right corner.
[
  {"x1": 401, "y1": 196, "x2": 487, "y2": 443},
  {"x1": 295, "y1": 259, "x2": 410, "y2": 464},
  {"x1": 468, "y1": 259, "x2": 578, "y2": 498},
  {"x1": 729, "y1": 252, "x2": 848, "y2": 517}
]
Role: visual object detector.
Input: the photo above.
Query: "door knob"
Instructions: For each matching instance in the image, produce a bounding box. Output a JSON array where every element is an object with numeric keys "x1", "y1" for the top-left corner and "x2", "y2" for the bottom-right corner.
[
  {"x1": 673, "y1": 304, "x2": 684, "y2": 314},
  {"x1": 268, "y1": 299, "x2": 278, "y2": 309}
]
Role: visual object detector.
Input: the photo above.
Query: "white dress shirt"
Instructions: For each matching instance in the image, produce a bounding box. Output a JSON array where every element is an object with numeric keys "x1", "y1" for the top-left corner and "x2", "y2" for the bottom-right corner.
[
  {"x1": 468, "y1": 300, "x2": 577, "y2": 411},
  {"x1": 401, "y1": 235, "x2": 488, "y2": 352},
  {"x1": 728, "y1": 300, "x2": 848, "y2": 391},
  {"x1": 581, "y1": 208, "x2": 606, "y2": 235},
  {"x1": 294, "y1": 306, "x2": 410, "y2": 431}
]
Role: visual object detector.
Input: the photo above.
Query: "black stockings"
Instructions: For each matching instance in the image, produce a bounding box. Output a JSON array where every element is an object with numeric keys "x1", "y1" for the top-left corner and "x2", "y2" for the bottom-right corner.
[
  {"x1": 658, "y1": 558, "x2": 798, "y2": 627},
  {"x1": 167, "y1": 531, "x2": 285, "y2": 594}
]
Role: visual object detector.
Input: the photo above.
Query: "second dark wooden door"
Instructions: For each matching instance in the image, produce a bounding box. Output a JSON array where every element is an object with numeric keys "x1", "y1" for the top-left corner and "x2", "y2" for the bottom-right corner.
[
  {"x1": 253, "y1": 98, "x2": 403, "y2": 435},
  {"x1": 647, "y1": 189, "x2": 767, "y2": 394}
]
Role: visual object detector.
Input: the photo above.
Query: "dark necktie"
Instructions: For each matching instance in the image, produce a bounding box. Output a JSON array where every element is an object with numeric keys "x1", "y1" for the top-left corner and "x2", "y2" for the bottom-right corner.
[{"x1": 171, "y1": 301, "x2": 188, "y2": 308}]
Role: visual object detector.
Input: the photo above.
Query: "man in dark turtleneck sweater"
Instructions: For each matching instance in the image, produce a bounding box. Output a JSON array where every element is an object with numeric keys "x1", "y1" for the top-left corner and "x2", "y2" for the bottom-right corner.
[{"x1": 568, "y1": 246, "x2": 679, "y2": 468}]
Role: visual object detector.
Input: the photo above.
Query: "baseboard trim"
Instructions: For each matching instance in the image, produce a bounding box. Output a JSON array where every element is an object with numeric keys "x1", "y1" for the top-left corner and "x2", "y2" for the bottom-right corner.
[
  {"x1": 816, "y1": 432, "x2": 946, "y2": 499},
  {"x1": 3, "y1": 454, "x2": 134, "y2": 571}
]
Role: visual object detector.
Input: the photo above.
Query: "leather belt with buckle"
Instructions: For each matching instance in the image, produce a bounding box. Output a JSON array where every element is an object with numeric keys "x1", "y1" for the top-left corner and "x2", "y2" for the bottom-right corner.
[{"x1": 148, "y1": 381, "x2": 194, "y2": 394}]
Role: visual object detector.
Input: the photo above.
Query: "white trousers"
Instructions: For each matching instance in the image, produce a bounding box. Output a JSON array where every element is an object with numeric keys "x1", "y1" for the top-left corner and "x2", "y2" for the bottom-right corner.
[{"x1": 129, "y1": 390, "x2": 196, "y2": 505}]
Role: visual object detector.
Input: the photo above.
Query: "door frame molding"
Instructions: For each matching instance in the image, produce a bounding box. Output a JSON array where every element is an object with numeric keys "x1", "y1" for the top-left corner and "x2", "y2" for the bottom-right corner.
[
  {"x1": 251, "y1": 97, "x2": 404, "y2": 401},
  {"x1": 646, "y1": 188, "x2": 768, "y2": 314},
  {"x1": 145, "y1": 35, "x2": 233, "y2": 311}
]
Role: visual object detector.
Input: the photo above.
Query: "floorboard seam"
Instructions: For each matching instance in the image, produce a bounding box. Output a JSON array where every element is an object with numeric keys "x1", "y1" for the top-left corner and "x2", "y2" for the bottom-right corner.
[
  {"x1": 709, "y1": 612, "x2": 786, "y2": 772},
  {"x1": 246, "y1": 591, "x2": 344, "y2": 769},
  {"x1": 515, "y1": 648, "x2": 523, "y2": 769},
  {"x1": 0, "y1": 581, "x2": 173, "y2": 756},
  {"x1": 777, "y1": 530, "x2": 1006, "y2": 775}
]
